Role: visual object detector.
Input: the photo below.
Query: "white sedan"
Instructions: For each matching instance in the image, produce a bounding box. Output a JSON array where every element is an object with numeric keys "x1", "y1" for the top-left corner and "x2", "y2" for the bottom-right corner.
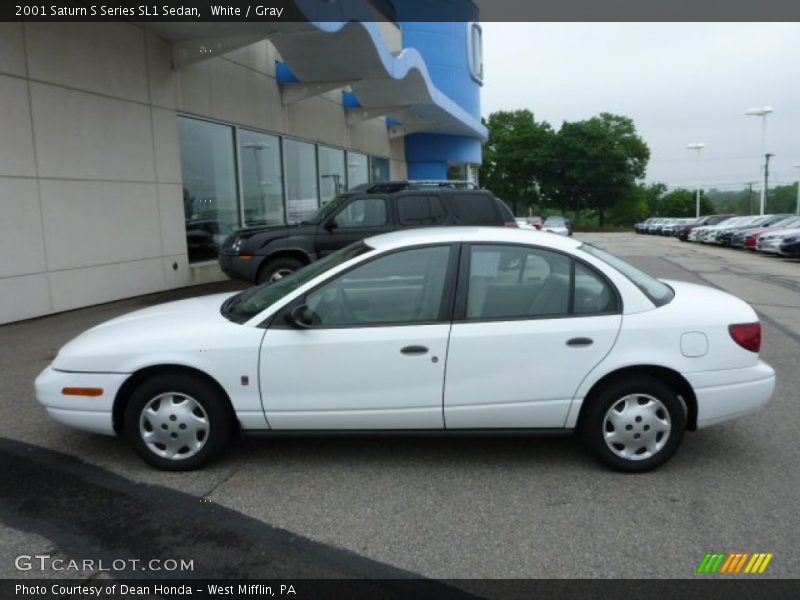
[{"x1": 36, "y1": 228, "x2": 775, "y2": 472}]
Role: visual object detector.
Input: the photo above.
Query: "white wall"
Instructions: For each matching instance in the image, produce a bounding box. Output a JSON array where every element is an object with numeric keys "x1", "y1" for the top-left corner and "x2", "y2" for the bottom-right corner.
[{"x1": 0, "y1": 22, "x2": 406, "y2": 324}]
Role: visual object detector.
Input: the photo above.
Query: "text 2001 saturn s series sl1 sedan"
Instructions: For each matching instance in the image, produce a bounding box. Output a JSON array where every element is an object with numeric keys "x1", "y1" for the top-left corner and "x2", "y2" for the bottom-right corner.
[{"x1": 36, "y1": 228, "x2": 775, "y2": 472}]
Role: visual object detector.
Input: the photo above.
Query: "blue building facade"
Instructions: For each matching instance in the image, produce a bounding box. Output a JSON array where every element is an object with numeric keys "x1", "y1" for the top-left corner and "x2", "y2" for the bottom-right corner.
[{"x1": 398, "y1": 16, "x2": 484, "y2": 181}]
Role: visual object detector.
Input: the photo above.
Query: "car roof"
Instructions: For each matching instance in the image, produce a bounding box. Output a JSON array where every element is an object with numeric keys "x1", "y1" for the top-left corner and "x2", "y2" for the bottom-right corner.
[{"x1": 364, "y1": 226, "x2": 583, "y2": 252}]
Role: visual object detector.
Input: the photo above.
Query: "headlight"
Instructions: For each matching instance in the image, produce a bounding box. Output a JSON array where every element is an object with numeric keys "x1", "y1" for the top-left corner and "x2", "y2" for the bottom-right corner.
[{"x1": 230, "y1": 236, "x2": 246, "y2": 254}]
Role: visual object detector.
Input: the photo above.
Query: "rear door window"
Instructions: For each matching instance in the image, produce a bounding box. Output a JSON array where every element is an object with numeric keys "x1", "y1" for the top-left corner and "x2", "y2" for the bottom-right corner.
[
  {"x1": 452, "y1": 193, "x2": 500, "y2": 225},
  {"x1": 397, "y1": 194, "x2": 447, "y2": 227}
]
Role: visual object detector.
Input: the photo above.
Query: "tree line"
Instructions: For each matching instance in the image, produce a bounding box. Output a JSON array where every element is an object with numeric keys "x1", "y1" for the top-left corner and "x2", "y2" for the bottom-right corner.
[{"x1": 478, "y1": 109, "x2": 798, "y2": 229}]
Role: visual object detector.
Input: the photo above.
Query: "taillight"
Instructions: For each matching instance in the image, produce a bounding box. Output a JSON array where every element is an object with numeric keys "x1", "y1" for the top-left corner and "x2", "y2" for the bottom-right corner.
[{"x1": 729, "y1": 322, "x2": 761, "y2": 352}]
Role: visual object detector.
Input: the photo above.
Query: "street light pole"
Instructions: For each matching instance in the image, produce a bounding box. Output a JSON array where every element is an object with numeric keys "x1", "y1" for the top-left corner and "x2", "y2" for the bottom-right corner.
[
  {"x1": 745, "y1": 106, "x2": 774, "y2": 215},
  {"x1": 686, "y1": 142, "x2": 705, "y2": 218}
]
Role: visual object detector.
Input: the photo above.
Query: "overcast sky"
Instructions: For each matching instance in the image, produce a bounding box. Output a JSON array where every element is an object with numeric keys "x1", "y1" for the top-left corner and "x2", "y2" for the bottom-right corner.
[{"x1": 481, "y1": 23, "x2": 800, "y2": 193}]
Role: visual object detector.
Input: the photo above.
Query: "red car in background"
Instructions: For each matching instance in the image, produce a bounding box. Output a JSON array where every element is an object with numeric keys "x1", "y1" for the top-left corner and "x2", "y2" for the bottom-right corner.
[{"x1": 744, "y1": 215, "x2": 800, "y2": 250}]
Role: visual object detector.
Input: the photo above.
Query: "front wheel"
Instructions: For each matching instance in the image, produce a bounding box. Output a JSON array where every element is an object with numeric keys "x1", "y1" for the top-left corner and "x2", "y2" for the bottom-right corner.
[
  {"x1": 257, "y1": 256, "x2": 304, "y2": 285},
  {"x1": 123, "y1": 373, "x2": 231, "y2": 470},
  {"x1": 580, "y1": 375, "x2": 685, "y2": 472}
]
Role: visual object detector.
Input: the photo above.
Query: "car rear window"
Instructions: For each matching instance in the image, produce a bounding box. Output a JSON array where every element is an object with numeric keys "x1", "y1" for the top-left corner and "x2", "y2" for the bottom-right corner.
[
  {"x1": 579, "y1": 244, "x2": 674, "y2": 307},
  {"x1": 452, "y1": 193, "x2": 500, "y2": 225}
]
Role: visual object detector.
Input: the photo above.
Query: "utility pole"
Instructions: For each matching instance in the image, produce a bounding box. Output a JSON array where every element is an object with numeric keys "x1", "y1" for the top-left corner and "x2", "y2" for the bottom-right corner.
[
  {"x1": 764, "y1": 153, "x2": 773, "y2": 213},
  {"x1": 747, "y1": 182, "x2": 754, "y2": 214}
]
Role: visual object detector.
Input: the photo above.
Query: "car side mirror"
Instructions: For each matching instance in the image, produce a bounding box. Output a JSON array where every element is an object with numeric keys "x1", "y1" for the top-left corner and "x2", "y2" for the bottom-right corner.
[
  {"x1": 324, "y1": 218, "x2": 338, "y2": 231},
  {"x1": 285, "y1": 304, "x2": 315, "y2": 329}
]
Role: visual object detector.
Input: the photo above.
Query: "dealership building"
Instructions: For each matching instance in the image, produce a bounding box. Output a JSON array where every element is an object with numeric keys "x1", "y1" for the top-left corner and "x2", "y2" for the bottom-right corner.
[{"x1": 0, "y1": 3, "x2": 486, "y2": 324}]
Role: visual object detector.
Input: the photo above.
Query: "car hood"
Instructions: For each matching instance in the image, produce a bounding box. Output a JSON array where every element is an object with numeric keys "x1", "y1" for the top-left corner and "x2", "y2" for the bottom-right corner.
[
  {"x1": 235, "y1": 223, "x2": 317, "y2": 250},
  {"x1": 52, "y1": 293, "x2": 240, "y2": 372}
]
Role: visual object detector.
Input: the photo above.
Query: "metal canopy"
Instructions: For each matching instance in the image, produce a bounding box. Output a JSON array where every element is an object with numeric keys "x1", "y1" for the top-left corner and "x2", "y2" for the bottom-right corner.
[{"x1": 146, "y1": 20, "x2": 487, "y2": 141}]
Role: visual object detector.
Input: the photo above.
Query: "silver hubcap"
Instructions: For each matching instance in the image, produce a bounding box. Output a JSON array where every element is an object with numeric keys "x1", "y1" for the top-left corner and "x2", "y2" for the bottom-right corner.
[
  {"x1": 139, "y1": 393, "x2": 209, "y2": 460},
  {"x1": 269, "y1": 268, "x2": 294, "y2": 283},
  {"x1": 603, "y1": 393, "x2": 671, "y2": 461}
]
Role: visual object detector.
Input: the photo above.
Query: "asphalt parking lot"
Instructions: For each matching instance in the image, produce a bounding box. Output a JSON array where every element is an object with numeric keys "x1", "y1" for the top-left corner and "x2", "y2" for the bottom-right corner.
[{"x1": 1, "y1": 233, "x2": 799, "y2": 581}]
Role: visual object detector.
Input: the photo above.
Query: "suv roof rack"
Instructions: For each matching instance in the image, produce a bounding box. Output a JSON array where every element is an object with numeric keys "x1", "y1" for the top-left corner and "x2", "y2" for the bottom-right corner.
[{"x1": 356, "y1": 180, "x2": 481, "y2": 194}]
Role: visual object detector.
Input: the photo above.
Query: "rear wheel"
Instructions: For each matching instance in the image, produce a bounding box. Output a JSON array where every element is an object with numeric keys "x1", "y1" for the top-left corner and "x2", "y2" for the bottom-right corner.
[
  {"x1": 257, "y1": 256, "x2": 304, "y2": 285},
  {"x1": 123, "y1": 373, "x2": 231, "y2": 471},
  {"x1": 580, "y1": 375, "x2": 685, "y2": 472}
]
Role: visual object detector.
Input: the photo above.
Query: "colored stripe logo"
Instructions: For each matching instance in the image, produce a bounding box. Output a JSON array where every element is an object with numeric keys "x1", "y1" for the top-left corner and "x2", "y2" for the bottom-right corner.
[{"x1": 697, "y1": 552, "x2": 773, "y2": 574}]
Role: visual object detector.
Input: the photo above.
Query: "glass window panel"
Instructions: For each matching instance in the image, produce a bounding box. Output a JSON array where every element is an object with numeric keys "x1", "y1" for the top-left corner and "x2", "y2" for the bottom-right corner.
[
  {"x1": 370, "y1": 156, "x2": 390, "y2": 182},
  {"x1": 307, "y1": 246, "x2": 451, "y2": 326},
  {"x1": 347, "y1": 152, "x2": 369, "y2": 190},
  {"x1": 239, "y1": 129, "x2": 283, "y2": 227},
  {"x1": 447, "y1": 162, "x2": 467, "y2": 181},
  {"x1": 397, "y1": 195, "x2": 446, "y2": 226},
  {"x1": 574, "y1": 262, "x2": 616, "y2": 314},
  {"x1": 334, "y1": 198, "x2": 387, "y2": 229},
  {"x1": 284, "y1": 138, "x2": 318, "y2": 224},
  {"x1": 467, "y1": 245, "x2": 571, "y2": 320},
  {"x1": 453, "y1": 193, "x2": 499, "y2": 225},
  {"x1": 318, "y1": 146, "x2": 347, "y2": 205},
  {"x1": 178, "y1": 117, "x2": 239, "y2": 263}
]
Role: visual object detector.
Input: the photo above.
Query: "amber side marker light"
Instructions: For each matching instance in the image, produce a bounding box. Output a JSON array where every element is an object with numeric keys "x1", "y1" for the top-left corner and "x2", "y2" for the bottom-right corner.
[
  {"x1": 238, "y1": 255, "x2": 254, "y2": 261},
  {"x1": 62, "y1": 387, "x2": 104, "y2": 397}
]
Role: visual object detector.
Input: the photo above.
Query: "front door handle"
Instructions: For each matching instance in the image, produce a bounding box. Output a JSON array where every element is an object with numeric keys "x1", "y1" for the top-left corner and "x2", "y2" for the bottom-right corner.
[
  {"x1": 566, "y1": 337, "x2": 594, "y2": 347},
  {"x1": 401, "y1": 345, "x2": 429, "y2": 356}
]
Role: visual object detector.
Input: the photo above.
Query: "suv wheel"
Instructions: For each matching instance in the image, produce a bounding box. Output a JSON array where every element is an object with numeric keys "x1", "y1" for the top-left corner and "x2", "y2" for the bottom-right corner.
[
  {"x1": 580, "y1": 375, "x2": 685, "y2": 472},
  {"x1": 257, "y1": 257, "x2": 304, "y2": 284}
]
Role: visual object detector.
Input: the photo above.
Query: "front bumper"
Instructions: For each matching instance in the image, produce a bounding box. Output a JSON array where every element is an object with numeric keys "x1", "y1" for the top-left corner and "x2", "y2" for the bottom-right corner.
[
  {"x1": 35, "y1": 366, "x2": 129, "y2": 435},
  {"x1": 756, "y1": 240, "x2": 781, "y2": 254},
  {"x1": 684, "y1": 361, "x2": 775, "y2": 428},
  {"x1": 218, "y1": 252, "x2": 265, "y2": 282},
  {"x1": 779, "y1": 241, "x2": 800, "y2": 257}
]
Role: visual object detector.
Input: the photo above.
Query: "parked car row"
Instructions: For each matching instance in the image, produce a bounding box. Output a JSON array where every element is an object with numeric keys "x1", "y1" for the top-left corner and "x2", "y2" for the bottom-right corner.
[
  {"x1": 687, "y1": 214, "x2": 800, "y2": 256},
  {"x1": 635, "y1": 214, "x2": 800, "y2": 257},
  {"x1": 634, "y1": 217, "x2": 702, "y2": 236}
]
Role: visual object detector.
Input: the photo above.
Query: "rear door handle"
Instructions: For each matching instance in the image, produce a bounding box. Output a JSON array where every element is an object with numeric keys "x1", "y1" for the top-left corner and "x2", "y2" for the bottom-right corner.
[
  {"x1": 566, "y1": 337, "x2": 594, "y2": 347},
  {"x1": 401, "y1": 345, "x2": 429, "y2": 356}
]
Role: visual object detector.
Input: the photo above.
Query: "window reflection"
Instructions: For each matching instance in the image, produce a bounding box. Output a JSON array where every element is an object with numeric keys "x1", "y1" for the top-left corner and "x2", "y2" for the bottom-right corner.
[
  {"x1": 240, "y1": 130, "x2": 284, "y2": 227},
  {"x1": 347, "y1": 152, "x2": 369, "y2": 190},
  {"x1": 284, "y1": 139, "x2": 319, "y2": 223},
  {"x1": 370, "y1": 156, "x2": 390, "y2": 182},
  {"x1": 318, "y1": 146, "x2": 346, "y2": 205},
  {"x1": 178, "y1": 117, "x2": 239, "y2": 263}
]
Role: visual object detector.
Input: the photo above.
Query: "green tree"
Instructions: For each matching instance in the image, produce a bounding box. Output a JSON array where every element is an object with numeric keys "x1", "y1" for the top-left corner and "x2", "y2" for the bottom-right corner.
[
  {"x1": 659, "y1": 188, "x2": 714, "y2": 217},
  {"x1": 479, "y1": 110, "x2": 555, "y2": 215},
  {"x1": 767, "y1": 184, "x2": 800, "y2": 214},
  {"x1": 541, "y1": 113, "x2": 650, "y2": 227}
]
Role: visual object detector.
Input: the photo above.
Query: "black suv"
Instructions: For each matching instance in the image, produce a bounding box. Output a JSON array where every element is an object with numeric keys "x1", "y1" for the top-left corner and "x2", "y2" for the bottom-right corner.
[{"x1": 219, "y1": 181, "x2": 517, "y2": 284}]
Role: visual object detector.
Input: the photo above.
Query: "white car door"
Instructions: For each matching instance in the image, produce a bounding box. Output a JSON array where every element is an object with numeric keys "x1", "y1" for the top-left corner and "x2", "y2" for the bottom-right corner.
[
  {"x1": 444, "y1": 244, "x2": 622, "y2": 428},
  {"x1": 260, "y1": 245, "x2": 457, "y2": 430}
]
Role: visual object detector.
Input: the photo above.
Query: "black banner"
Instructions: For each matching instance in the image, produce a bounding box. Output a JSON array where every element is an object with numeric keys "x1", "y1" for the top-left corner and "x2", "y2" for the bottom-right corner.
[
  {"x1": 4, "y1": 579, "x2": 800, "y2": 600},
  {"x1": 4, "y1": 0, "x2": 800, "y2": 22}
]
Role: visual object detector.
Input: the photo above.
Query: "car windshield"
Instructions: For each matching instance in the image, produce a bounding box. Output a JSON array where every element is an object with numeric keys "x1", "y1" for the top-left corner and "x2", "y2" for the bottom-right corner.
[
  {"x1": 221, "y1": 242, "x2": 370, "y2": 324},
  {"x1": 579, "y1": 244, "x2": 675, "y2": 307},
  {"x1": 304, "y1": 194, "x2": 351, "y2": 225},
  {"x1": 545, "y1": 217, "x2": 566, "y2": 225}
]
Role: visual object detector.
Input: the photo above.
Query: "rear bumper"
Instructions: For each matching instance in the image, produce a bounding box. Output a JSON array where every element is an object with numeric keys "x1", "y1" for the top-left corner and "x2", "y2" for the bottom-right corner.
[
  {"x1": 685, "y1": 361, "x2": 775, "y2": 428},
  {"x1": 35, "y1": 366, "x2": 128, "y2": 435}
]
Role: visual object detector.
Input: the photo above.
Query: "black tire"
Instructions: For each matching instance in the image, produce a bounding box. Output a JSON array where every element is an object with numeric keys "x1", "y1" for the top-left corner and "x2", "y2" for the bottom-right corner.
[
  {"x1": 123, "y1": 373, "x2": 232, "y2": 471},
  {"x1": 257, "y1": 256, "x2": 304, "y2": 285},
  {"x1": 580, "y1": 375, "x2": 685, "y2": 473}
]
